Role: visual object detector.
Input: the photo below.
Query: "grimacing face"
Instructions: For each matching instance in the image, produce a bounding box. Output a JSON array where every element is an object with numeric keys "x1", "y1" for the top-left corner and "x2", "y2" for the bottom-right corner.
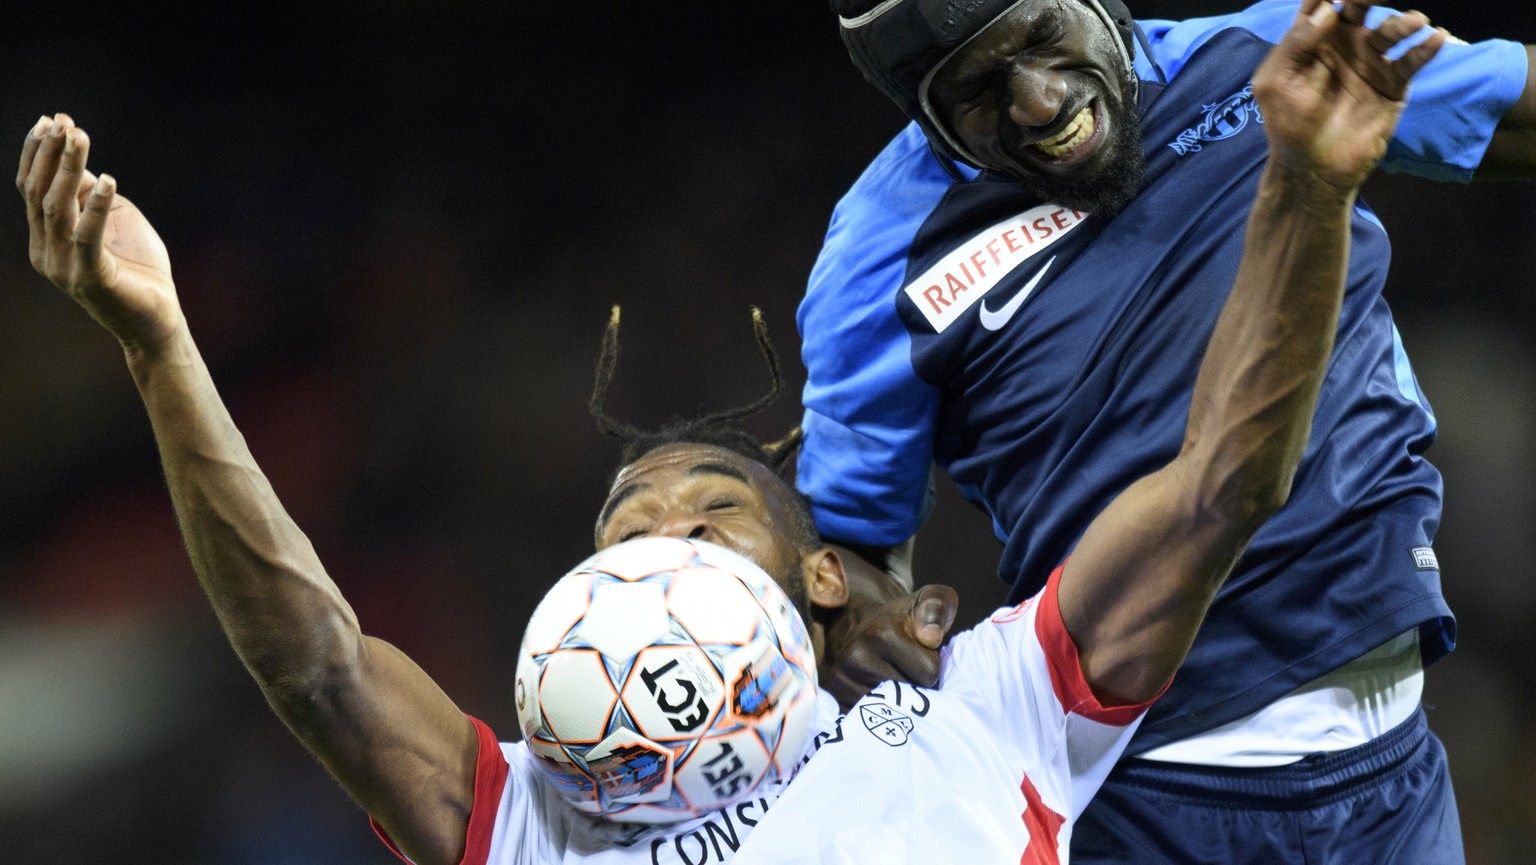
[
  {"x1": 596, "y1": 443, "x2": 813, "y2": 614},
  {"x1": 927, "y1": 0, "x2": 1145, "y2": 215}
]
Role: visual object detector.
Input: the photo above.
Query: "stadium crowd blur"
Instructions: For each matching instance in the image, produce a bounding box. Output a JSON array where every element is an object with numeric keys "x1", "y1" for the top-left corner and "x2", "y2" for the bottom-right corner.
[{"x1": 1, "y1": 3, "x2": 1532, "y2": 862}]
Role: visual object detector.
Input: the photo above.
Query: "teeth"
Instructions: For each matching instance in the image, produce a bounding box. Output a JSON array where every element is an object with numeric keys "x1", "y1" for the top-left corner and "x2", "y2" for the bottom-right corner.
[{"x1": 1035, "y1": 106, "x2": 1095, "y2": 158}]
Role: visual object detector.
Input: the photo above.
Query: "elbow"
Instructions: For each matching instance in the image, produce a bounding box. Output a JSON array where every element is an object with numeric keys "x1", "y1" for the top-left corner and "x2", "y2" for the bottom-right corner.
[
  {"x1": 1086, "y1": 658, "x2": 1174, "y2": 708},
  {"x1": 1223, "y1": 473, "x2": 1296, "y2": 532},
  {"x1": 1186, "y1": 451, "x2": 1301, "y2": 539},
  {"x1": 239, "y1": 614, "x2": 368, "y2": 726},
  {"x1": 257, "y1": 655, "x2": 367, "y2": 737}
]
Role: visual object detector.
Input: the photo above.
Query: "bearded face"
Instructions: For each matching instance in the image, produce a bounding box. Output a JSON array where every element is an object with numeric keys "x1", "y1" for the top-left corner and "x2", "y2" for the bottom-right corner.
[{"x1": 925, "y1": 0, "x2": 1145, "y2": 215}]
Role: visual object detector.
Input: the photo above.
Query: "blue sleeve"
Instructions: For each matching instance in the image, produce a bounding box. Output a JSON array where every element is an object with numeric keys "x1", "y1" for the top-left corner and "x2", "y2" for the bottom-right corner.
[
  {"x1": 1133, "y1": 0, "x2": 1299, "y2": 82},
  {"x1": 1135, "y1": 1, "x2": 1529, "y2": 181},
  {"x1": 1369, "y1": 10, "x2": 1528, "y2": 181},
  {"x1": 796, "y1": 123, "x2": 949, "y2": 546}
]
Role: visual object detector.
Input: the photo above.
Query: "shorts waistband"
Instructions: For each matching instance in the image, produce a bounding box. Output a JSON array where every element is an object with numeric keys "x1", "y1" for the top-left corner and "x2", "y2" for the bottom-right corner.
[{"x1": 1109, "y1": 706, "x2": 1430, "y2": 810}]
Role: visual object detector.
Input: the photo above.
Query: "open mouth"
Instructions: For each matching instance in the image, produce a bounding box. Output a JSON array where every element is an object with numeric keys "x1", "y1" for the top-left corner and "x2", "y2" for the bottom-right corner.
[{"x1": 1033, "y1": 103, "x2": 1097, "y2": 160}]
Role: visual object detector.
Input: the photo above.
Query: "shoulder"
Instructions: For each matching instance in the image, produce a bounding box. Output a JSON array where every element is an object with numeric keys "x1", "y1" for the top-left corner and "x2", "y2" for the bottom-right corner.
[
  {"x1": 942, "y1": 566, "x2": 1152, "y2": 729},
  {"x1": 808, "y1": 122, "x2": 976, "y2": 319},
  {"x1": 803, "y1": 123, "x2": 962, "y2": 356},
  {"x1": 827, "y1": 122, "x2": 972, "y2": 235},
  {"x1": 1135, "y1": 0, "x2": 1298, "y2": 81}
]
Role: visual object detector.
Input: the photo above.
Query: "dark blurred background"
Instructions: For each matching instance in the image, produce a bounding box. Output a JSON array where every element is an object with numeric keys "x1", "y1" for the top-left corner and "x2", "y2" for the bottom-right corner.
[{"x1": 0, "y1": 2, "x2": 1531, "y2": 862}]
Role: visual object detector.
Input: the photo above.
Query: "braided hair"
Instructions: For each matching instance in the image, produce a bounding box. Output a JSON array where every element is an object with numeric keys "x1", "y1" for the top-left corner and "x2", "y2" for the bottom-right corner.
[{"x1": 589, "y1": 306, "x2": 815, "y2": 550}]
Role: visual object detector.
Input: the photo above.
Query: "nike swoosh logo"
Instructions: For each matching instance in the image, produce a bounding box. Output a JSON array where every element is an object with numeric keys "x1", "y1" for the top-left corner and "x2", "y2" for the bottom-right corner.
[{"x1": 978, "y1": 256, "x2": 1055, "y2": 332}]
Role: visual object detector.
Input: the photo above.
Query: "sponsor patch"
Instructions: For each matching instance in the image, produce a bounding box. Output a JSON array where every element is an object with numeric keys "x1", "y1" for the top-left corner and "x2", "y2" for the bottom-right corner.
[{"x1": 903, "y1": 204, "x2": 1087, "y2": 333}]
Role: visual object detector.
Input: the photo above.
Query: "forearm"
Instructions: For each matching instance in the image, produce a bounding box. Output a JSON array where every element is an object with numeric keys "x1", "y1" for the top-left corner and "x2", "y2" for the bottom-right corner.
[
  {"x1": 127, "y1": 329, "x2": 476, "y2": 864},
  {"x1": 1061, "y1": 165, "x2": 1355, "y2": 704},
  {"x1": 1181, "y1": 162, "x2": 1354, "y2": 527},
  {"x1": 126, "y1": 328, "x2": 362, "y2": 705}
]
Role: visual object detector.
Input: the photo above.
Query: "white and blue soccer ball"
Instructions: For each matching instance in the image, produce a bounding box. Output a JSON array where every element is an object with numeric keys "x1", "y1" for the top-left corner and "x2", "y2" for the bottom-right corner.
[{"x1": 515, "y1": 536, "x2": 819, "y2": 824}]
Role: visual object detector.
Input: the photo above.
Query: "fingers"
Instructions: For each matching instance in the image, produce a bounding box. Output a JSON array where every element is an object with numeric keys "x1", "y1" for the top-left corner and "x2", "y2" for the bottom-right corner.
[
  {"x1": 818, "y1": 582, "x2": 962, "y2": 709},
  {"x1": 820, "y1": 587, "x2": 952, "y2": 704},
  {"x1": 838, "y1": 584, "x2": 959, "y2": 691},
  {"x1": 1391, "y1": 23, "x2": 1446, "y2": 83},
  {"x1": 1279, "y1": 4, "x2": 1442, "y2": 99},
  {"x1": 1362, "y1": 11, "x2": 1443, "y2": 91},
  {"x1": 854, "y1": 621, "x2": 935, "y2": 685},
  {"x1": 1275, "y1": 2, "x2": 1340, "y2": 68},
  {"x1": 16, "y1": 116, "x2": 48, "y2": 197},
  {"x1": 820, "y1": 640, "x2": 906, "y2": 707},
  {"x1": 908, "y1": 584, "x2": 959, "y2": 650},
  {"x1": 17, "y1": 114, "x2": 120, "y2": 288},
  {"x1": 1337, "y1": 1, "x2": 1374, "y2": 28},
  {"x1": 1365, "y1": 9, "x2": 1428, "y2": 54},
  {"x1": 20, "y1": 115, "x2": 70, "y2": 262},
  {"x1": 44, "y1": 126, "x2": 91, "y2": 248},
  {"x1": 19, "y1": 113, "x2": 93, "y2": 272},
  {"x1": 75, "y1": 174, "x2": 117, "y2": 274}
]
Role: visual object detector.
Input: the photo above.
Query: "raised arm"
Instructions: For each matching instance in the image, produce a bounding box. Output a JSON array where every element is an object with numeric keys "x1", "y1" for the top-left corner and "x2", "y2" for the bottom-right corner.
[
  {"x1": 17, "y1": 115, "x2": 477, "y2": 865},
  {"x1": 1056, "y1": 3, "x2": 1445, "y2": 704}
]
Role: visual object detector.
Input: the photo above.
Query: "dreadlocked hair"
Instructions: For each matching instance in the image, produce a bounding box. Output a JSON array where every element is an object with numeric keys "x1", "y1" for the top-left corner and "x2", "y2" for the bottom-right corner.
[
  {"x1": 589, "y1": 305, "x2": 815, "y2": 550},
  {"x1": 589, "y1": 305, "x2": 803, "y2": 473}
]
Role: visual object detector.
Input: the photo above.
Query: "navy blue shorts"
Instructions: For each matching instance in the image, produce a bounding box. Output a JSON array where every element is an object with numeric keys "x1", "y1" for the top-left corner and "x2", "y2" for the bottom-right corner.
[{"x1": 1071, "y1": 707, "x2": 1463, "y2": 865}]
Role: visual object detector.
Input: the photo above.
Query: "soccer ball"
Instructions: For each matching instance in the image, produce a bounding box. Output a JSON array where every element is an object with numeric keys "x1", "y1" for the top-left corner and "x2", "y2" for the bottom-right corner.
[{"x1": 515, "y1": 536, "x2": 819, "y2": 824}]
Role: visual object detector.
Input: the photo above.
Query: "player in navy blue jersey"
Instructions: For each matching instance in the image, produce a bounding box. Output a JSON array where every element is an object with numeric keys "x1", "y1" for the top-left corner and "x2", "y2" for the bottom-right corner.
[{"x1": 801, "y1": 1, "x2": 1536, "y2": 863}]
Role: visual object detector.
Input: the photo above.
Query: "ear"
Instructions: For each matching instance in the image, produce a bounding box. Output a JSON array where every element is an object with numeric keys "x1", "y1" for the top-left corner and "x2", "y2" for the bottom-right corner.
[{"x1": 803, "y1": 547, "x2": 849, "y2": 611}]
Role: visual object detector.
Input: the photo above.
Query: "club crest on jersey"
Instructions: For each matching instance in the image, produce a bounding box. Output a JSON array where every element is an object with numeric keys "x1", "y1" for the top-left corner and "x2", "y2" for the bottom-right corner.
[
  {"x1": 992, "y1": 596, "x2": 1034, "y2": 624},
  {"x1": 859, "y1": 701, "x2": 915, "y2": 746},
  {"x1": 903, "y1": 203, "x2": 1086, "y2": 334},
  {"x1": 1168, "y1": 84, "x2": 1263, "y2": 156}
]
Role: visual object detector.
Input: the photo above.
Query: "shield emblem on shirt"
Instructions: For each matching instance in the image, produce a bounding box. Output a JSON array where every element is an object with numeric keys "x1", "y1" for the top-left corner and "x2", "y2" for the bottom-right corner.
[{"x1": 860, "y1": 702, "x2": 915, "y2": 746}]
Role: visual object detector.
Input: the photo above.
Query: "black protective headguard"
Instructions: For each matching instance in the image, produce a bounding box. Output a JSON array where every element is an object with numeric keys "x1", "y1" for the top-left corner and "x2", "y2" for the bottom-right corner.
[{"x1": 833, "y1": 0, "x2": 1137, "y2": 166}]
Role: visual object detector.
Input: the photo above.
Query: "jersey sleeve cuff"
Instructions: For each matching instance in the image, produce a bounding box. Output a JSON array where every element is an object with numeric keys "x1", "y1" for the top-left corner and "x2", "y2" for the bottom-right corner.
[
  {"x1": 370, "y1": 715, "x2": 509, "y2": 865},
  {"x1": 1035, "y1": 562, "x2": 1168, "y2": 727}
]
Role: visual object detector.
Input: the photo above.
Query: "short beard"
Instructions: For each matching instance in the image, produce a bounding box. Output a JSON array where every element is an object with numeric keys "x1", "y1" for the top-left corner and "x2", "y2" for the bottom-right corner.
[
  {"x1": 773, "y1": 558, "x2": 814, "y2": 631},
  {"x1": 1005, "y1": 82, "x2": 1145, "y2": 217}
]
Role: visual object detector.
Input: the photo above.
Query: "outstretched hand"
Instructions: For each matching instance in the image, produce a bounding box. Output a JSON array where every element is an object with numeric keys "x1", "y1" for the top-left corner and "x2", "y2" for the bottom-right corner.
[
  {"x1": 1254, "y1": 0, "x2": 1446, "y2": 191},
  {"x1": 17, "y1": 114, "x2": 182, "y2": 353}
]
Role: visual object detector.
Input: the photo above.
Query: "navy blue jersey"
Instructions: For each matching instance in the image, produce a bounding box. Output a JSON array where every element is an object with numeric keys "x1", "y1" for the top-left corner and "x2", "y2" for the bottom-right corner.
[{"x1": 797, "y1": 1, "x2": 1528, "y2": 752}]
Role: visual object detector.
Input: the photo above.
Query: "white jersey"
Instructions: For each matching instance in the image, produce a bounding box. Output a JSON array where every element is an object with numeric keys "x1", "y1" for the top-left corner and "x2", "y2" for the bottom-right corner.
[
  {"x1": 376, "y1": 565, "x2": 1154, "y2": 864},
  {"x1": 372, "y1": 694, "x2": 841, "y2": 865},
  {"x1": 727, "y1": 564, "x2": 1150, "y2": 864}
]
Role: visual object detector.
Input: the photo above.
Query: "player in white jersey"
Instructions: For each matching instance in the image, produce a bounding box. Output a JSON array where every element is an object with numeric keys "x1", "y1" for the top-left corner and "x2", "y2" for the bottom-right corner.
[
  {"x1": 447, "y1": 546, "x2": 1141, "y2": 864},
  {"x1": 14, "y1": 2, "x2": 1440, "y2": 863}
]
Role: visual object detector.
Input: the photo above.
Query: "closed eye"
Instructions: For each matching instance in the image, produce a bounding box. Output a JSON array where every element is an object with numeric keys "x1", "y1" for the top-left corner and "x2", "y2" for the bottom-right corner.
[
  {"x1": 1030, "y1": 16, "x2": 1064, "y2": 47},
  {"x1": 949, "y1": 74, "x2": 995, "y2": 109},
  {"x1": 706, "y1": 499, "x2": 739, "y2": 511}
]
